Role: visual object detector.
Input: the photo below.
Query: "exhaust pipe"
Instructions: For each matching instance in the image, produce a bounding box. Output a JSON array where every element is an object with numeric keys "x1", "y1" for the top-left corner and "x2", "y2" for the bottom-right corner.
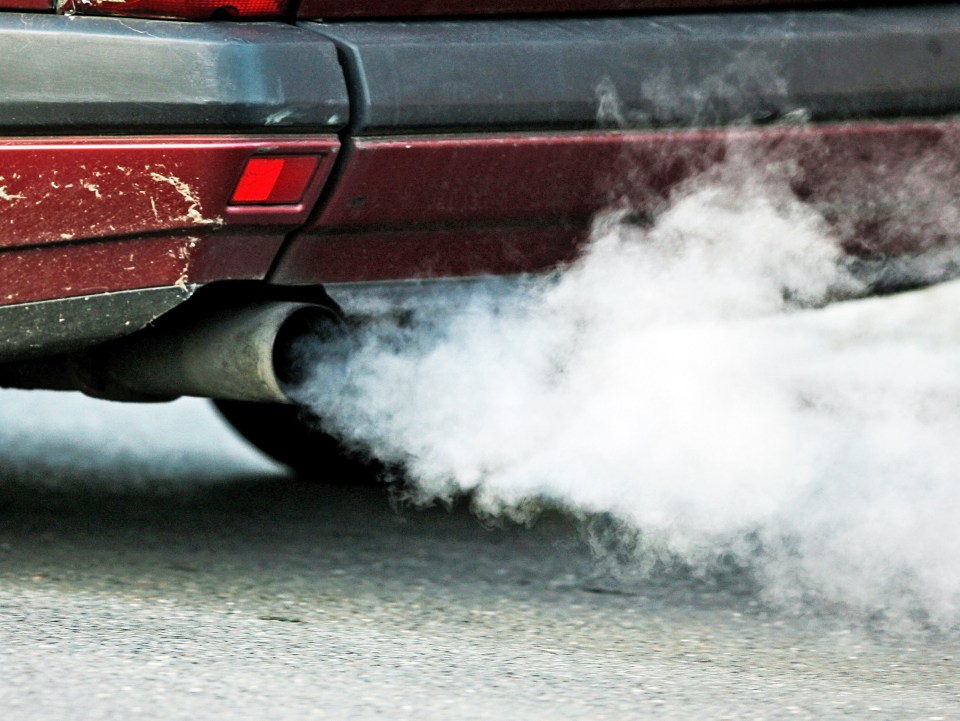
[{"x1": 0, "y1": 301, "x2": 344, "y2": 403}]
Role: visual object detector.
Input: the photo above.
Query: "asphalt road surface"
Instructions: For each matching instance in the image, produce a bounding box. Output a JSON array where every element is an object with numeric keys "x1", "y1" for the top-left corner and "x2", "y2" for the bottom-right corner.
[{"x1": 0, "y1": 391, "x2": 958, "y2": 720}]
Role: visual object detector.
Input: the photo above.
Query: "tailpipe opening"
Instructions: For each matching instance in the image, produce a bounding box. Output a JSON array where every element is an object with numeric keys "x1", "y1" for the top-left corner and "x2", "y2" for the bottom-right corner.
[{"x1": 272, "y1": 302, "x2": 354, "y2": 398}]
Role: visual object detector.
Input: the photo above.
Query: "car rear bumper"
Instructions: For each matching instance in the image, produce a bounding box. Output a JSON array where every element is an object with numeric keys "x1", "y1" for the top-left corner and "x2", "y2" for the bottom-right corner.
[
  {"x1": 305, "y1": 7, "x2": 960, "y2": 132},
  {"x1": 273, "y1": 122, "x2": 960, "y2": 287},
  {"x1": 1, "y1": 6, "x2": 960, "y2": 358},
  {"x1": 274, "y1": 6, "x2": 960, "y2": 286},
  {"x1": 0, "y1": 15, "x2": 348, "y2": 132},
  {"x1": 8, "y1": 8, "x2": 959, "y2": 135}
]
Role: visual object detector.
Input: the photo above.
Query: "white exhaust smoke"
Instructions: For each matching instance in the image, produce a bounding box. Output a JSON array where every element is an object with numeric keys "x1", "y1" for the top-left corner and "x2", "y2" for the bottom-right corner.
[{"x1": 293, "y1": 177, "x2": 960, "y2": 626}]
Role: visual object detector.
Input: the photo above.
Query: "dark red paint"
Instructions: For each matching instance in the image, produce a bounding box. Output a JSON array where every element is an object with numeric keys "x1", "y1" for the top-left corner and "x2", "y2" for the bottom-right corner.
[
  {"x1": 62, "y1": 0, "x2": 287, "y2": 20},
  {"x1": 0, "y1": 136, "x2": 337, "y2": 306},
  {"x1": 297, "y1": 0, "x2": 832, "y2": 19},
  {"x1": 0, "y1": 231, "x2": 292, "y2": 307},
  {"x1": 3, "y1": 123, "x2": 957, "y2": 305},
  {"x1": 0, "y1": 235, "x2": 204, "y2": 306},
  {"x1": 309, "y1": 131, "x2": 722, "y2": 230},
  {"x1": 276, "y1": 122, "x2": 960, "y2": 285},
  {"x1": 188, "y1": 231, "x2": 296, "y2": 284},
  {"x1": 0, "y1": 0, "x2": 53, "y2": 9},
  {"x1": 0, "y1": 136, "x2": 337, "y2": 250},
  {"x1": 274, "y1": 225, "x2": 584, "y2": 285}
]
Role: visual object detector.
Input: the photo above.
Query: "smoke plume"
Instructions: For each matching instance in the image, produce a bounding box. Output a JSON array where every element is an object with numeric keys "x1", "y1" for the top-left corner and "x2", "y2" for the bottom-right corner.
[{"x1": 293, "y1": 172, "x2": 960, "y2": 626}]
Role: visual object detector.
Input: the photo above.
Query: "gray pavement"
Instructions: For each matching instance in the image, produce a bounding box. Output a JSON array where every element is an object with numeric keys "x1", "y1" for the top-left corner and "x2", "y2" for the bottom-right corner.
[{"x1": 0, "y1": 392, "x2": 958, "y2": 720}]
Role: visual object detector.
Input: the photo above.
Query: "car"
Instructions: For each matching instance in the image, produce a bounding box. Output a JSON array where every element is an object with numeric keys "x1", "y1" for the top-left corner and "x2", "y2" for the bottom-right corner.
[{"x1": 0, "y1": 0, "x2": 956, "y2": 477}]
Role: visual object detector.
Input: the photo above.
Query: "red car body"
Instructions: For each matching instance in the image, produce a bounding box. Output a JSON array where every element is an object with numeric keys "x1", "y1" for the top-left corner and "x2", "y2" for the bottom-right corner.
[{"x1": 0, "y1": 0, "x2": 958, "y2": 392}]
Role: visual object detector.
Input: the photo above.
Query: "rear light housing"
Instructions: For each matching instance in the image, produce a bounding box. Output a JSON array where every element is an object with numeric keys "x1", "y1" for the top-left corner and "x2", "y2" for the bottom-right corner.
[
  {"x1": 57, "y1": 0, "x2": 288, "y2": 20},
  {"x1": 230, "y1": 155, "x2": 321, "y2": 205}
]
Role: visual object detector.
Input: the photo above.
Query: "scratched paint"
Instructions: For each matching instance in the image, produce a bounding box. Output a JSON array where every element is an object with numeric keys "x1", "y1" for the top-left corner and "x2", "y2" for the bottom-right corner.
[
  {"x1": 0, "y1": 235, "x2": 205, "y2": 306},
  {"x1": 0, "y1": 186, "x2": 25, "y2": 202},
  {"x1": 0, "y1": 151, "x2": 223, "y2": 246},
  {"x1": 0, "y1": 137, "x2": 338, "y2": 250},
  {"x1": 0, "y1": 136, "x2": 339, "y2": 310},
  {"x1": 149, "y1": 172, "x2": 223, "y2": 227},
  {"x1": 0, "y1": 227, "x2": 302, "y2": 307}
]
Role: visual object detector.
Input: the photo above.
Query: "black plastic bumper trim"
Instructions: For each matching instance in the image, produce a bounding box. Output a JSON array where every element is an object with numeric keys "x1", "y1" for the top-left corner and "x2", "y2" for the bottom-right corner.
[
  {"x1": 306, "y1": 5, "x2": 960, "y2": 132},
  {"x1": 0, "y1": 15, "x2": 350, "y2": 131},
  {"x1": 0, "y1": 286, "x2": 192, "y2": 362}
]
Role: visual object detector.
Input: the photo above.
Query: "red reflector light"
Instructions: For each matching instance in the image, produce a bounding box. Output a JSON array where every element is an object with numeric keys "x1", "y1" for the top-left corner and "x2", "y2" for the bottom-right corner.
[
  {"x1": 231, "y1": 155, "x2": 320, "y2": 205},
  {"x1": 59, "y1": 0, "x2": 288, "y2": 20}
]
